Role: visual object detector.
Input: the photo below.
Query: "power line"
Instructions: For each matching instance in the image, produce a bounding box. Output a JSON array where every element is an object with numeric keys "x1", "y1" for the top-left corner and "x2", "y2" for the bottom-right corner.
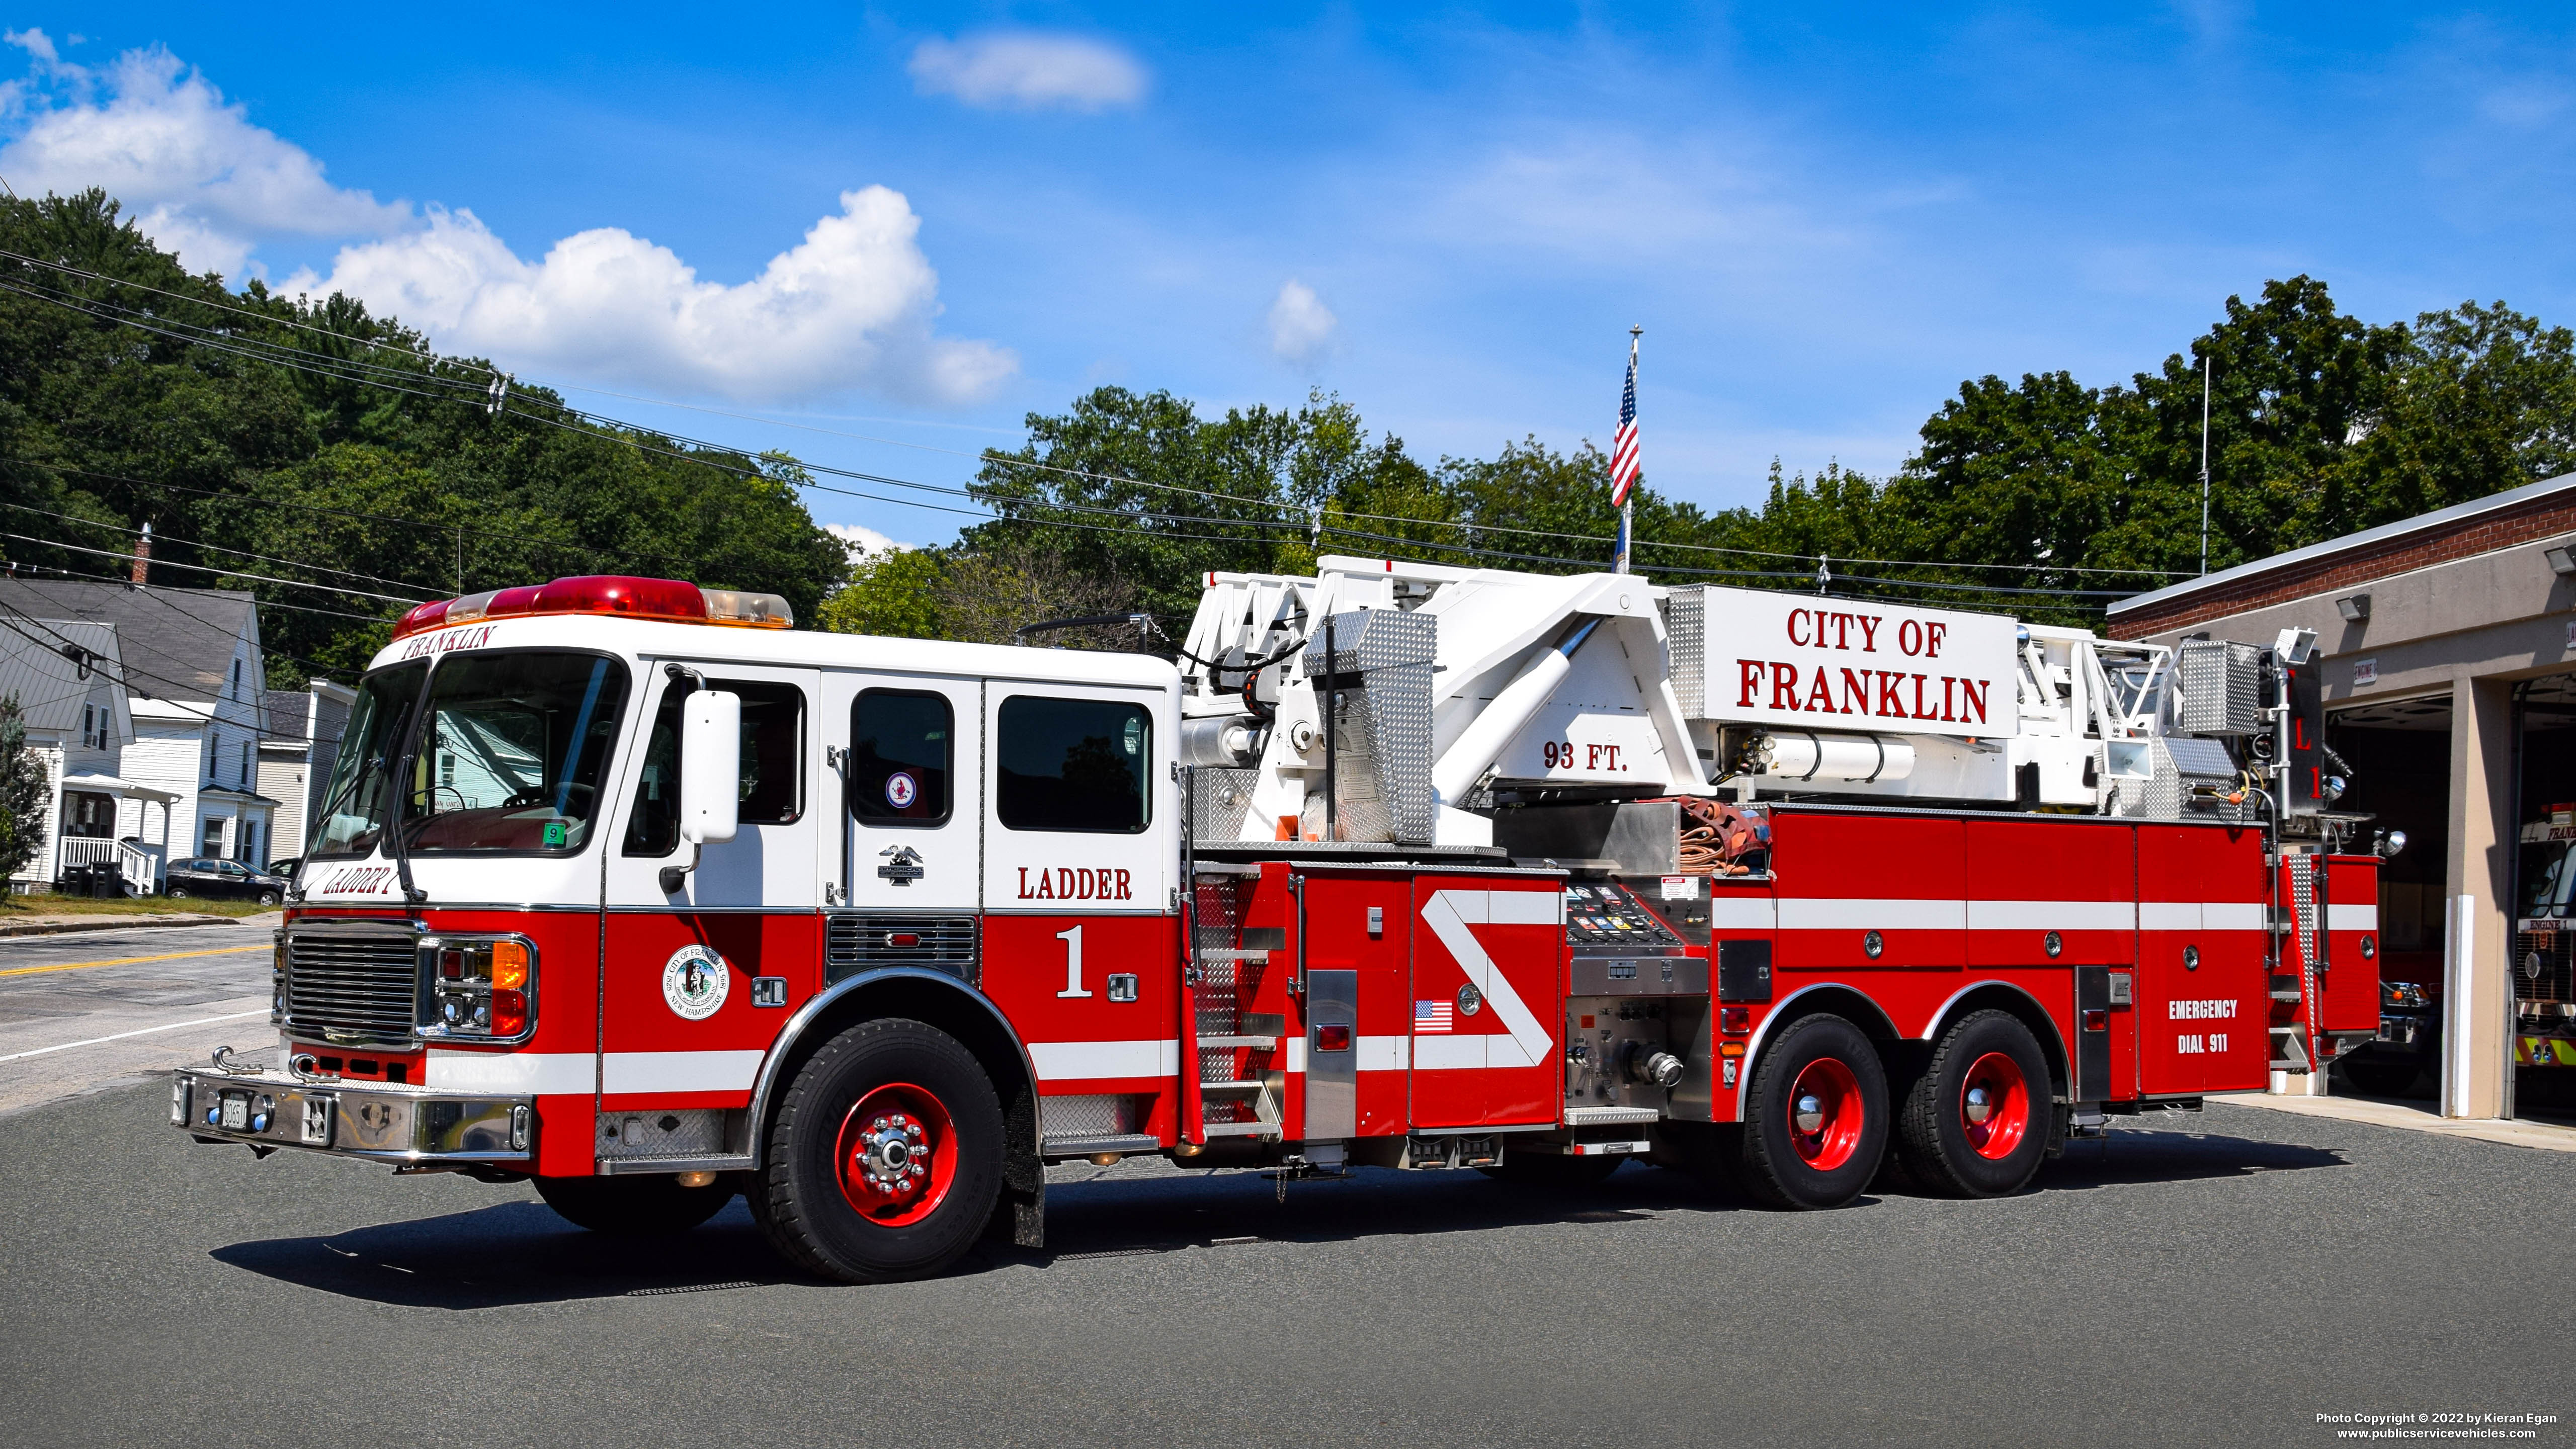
[
  {"x1": 7, "y1": 276, "x2": 2162, "y2": 599},
  {"x1": 0, "y1": 533, "x2": 412, "y2": 611},
  {"x1": 35, "y1": 462, "x2": 708, "y2": 576},
  {"x1": 0, "y1": 500, "x2": 441, "y2": 596}
]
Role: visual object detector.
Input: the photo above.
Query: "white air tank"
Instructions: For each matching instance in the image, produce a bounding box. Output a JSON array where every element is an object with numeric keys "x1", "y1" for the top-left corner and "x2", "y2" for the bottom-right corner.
[{"x1": 1755, "y1": 730, "x2": 1916, "y2": 784}]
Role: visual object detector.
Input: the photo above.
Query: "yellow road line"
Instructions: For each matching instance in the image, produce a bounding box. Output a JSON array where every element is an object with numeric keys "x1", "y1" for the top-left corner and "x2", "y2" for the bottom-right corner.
[{"x1": 0, "y1": 944, "x2": 267, "y2": 978}]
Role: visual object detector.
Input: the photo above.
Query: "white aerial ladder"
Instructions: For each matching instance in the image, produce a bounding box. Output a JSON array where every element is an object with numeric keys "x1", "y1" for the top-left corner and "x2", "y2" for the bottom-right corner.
[{"x1": 1175, "y1": 555, "x2": 2223, "y2": 847}]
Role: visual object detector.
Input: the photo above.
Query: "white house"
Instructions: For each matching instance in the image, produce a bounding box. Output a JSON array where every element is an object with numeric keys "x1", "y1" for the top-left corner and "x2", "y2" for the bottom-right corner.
[
  {"x1": 258, "y1": 680, "x2": 356, "y2": 865},
  {"x1": 0, "y1": 580, "x2": 279, "y2": 883},
  {"x1": 0, "y1": 616, "x2": 179, "y2": 893}
]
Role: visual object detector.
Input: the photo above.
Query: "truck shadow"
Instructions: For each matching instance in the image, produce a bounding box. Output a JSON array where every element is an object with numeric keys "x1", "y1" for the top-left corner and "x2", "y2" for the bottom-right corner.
[
  {"x1": 209, "y1": 1199, "x2": 801, "y2": 1310},
  {"x1": 208, "y1": 1127, "x2": 2342, "y2": 1309}
]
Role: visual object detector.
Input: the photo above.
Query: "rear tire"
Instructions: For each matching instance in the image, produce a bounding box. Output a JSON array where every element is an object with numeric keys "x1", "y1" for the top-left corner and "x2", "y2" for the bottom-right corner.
[
  {"x1": 535, "y1": 1172, "x2": 738, "y2": 1234},
  {"x1": 1736, "y1": 1013, "x2": 1888, "y2": 1210},
  {"x1": 1896, "y1": 1010, "x2": 2050, "y2": 1198},
  {"x1": 751, "y1": 1017, "x2": 1004, "y2": 1284},
  {"x1": 166, "y1": 885, "x2": 189, "y2": 900}
]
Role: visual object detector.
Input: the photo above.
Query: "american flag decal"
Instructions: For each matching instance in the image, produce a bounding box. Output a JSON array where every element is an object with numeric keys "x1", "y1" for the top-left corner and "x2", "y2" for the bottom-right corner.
[
  {"x1": 1414, "y1": 998, "x2": 1453, "y2": 1034},
  {"x1": 1608, "y1": 346, "x2": 1641, "y2": 506}
]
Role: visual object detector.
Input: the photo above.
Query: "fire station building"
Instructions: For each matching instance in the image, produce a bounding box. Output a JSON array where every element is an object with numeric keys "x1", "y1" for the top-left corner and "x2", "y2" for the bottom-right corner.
[{"x1": 2110, "y1": 470, "x2": 2576, "y2": 1123}]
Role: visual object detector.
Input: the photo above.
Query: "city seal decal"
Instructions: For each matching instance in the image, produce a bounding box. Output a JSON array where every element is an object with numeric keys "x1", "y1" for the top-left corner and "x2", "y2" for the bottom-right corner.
[
  {"x1": 662, "y1": 944, "x2": 729, "y2": 1021},
  {"x1": 884, "y1": 770, "x2": 918, "y2": 810}
]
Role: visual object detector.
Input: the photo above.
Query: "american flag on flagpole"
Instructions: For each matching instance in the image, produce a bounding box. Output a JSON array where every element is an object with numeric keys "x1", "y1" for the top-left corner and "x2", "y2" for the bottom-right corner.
[{"x1": 1609, "y1": 343, "x2": 1641, "y2": 506}]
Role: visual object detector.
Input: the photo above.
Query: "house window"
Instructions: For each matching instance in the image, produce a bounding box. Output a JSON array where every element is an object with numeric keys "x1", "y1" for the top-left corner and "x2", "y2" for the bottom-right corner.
[
  {"x1": 231, "y1": 659, "x2": 241, "y2": 698},
  {"x1": 201, "y1": 817, "x2": 227, "y2": 857},
  {"x1": 240, "y1": 739, "x2": 252, "y2": 786},
  {"x1": 239, "y1": 821, "x2": 260, "y2": 864}
]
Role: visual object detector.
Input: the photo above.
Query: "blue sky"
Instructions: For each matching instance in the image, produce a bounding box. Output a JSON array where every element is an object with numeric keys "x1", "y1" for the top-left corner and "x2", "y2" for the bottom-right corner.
[{"x1": 5, "y1": 4, "x2": 2572, "y2": 553}]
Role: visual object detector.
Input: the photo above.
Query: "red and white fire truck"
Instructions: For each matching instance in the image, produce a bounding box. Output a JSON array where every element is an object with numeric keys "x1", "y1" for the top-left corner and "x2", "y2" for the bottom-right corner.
[{"x1": 170, "y1": 560, "x2": 2386, "y2": 1283}]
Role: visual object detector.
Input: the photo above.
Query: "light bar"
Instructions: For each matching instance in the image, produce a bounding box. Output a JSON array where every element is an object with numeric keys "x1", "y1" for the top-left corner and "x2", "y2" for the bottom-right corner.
[{"x1": 390, "y1": 575, "x2": 795, "y2": 640}]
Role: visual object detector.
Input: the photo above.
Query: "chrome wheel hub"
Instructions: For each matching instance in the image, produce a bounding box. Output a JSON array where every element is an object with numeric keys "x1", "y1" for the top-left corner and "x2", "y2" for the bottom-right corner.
[
  {"x1": 854, "y1": 1113, "x2": 929, "y2": 1196},
  {"x1": 1792, "y1": 1093, "x2": 1825, "y2": 1135},
  {"x1": 1964, "y1": 1086, "x2": 1992, "y2": 1125}
]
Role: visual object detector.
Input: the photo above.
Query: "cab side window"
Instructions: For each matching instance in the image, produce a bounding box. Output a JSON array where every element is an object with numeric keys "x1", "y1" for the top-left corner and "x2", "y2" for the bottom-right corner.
[
  {"x1": 623, "y1": 679, "x2": 806, "y2": 856},
  {"x1": 850, "y1": 690, "x2": 952, "y2": 825},
  {"x1": 995, "y1": 696, "x2": 1150, "y2": 834}
]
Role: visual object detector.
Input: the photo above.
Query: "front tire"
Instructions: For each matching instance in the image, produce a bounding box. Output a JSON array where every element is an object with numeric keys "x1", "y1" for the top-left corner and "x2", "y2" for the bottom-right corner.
[
  {"x1": 752, "y1": 1017, "x2": 1003, "y2": 1284},
  {"x1": 536, "y1": 1172, "x2": 738, "y2": 1234},
  {"x1": 256, "y1": 890, "x2": 281, "y2": 907},
  {"x1": 1895, "y1": 1010, "x2": 2049, "y2": 1198},
  {"x1": 1735, "y1": 1013, "x2": 1888, "y2": 1210}
]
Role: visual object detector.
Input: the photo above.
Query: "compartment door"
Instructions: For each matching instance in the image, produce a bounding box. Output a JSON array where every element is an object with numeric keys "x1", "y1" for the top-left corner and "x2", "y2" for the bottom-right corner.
[{"x1": 1409, "y1": 875, "x2": 1564, "y2": 1129}]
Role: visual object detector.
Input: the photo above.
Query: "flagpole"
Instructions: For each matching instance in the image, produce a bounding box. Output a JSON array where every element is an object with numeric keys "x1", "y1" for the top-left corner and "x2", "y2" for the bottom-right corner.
[{"x1": 1614, "y1": 325, "x2": 1640, "y2": 574}]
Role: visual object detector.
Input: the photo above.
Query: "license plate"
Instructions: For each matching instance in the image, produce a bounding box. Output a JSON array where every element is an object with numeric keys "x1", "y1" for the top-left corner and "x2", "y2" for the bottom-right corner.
[{"x1": 219, "y1": 1092, "x2": 251, "y2": 1131}]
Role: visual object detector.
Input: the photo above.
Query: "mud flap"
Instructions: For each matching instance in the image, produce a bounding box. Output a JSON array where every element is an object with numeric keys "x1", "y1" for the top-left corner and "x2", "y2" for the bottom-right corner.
[{"x1": 986, "y1": 1079, "x2": 1046, "y2": 1250}]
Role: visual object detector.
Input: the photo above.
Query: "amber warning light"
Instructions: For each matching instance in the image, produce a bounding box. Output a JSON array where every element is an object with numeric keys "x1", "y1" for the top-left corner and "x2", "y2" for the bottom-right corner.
[{"x1": 391, "y1": 575, "x2": 795, "y2": 641}]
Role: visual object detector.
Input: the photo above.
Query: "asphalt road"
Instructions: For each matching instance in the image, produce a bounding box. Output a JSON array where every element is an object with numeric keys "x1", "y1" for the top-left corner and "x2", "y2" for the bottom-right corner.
[
  {"x1": 0, "y1": 918, "x2": 277, "y2": 1116},
  {"x1": 3, "y1": 1081, "x2": 2570, "y2": 1448}
]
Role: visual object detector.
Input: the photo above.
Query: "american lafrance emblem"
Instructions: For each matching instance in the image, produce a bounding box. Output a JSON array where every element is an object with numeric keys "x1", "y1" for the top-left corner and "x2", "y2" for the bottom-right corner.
[
  {"x1": 877, "y1": 843, "x2": 925, "y2": 886},
  {"x1": 662, "y1": 944, "x2": 729, "y2": 1020}
]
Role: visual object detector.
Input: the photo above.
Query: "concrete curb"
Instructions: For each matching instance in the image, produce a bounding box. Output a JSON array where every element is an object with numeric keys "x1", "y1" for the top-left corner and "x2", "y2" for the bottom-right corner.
[
  {"x1": 0, "y1": 913, "x2": 243, "y2": 938},
  {"x1": 2210, "y1": 1090, "x2": 2576, "y2": 1154}
]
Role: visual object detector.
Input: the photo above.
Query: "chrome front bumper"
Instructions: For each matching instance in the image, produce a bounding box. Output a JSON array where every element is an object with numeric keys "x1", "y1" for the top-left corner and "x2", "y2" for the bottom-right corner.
[{"x1": 170, "y1": 1065, "x2": 532, "y2": 1163}]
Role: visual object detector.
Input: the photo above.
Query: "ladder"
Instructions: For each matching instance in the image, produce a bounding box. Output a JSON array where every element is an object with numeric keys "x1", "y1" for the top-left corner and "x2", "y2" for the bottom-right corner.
[{"x1": 1188, "y1": 876, "x2": 1286, "y2": 1141}]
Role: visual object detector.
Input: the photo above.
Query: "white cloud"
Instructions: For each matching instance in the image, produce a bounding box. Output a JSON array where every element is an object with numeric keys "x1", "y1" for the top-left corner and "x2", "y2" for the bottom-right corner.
[
  {"x1": 0, "y1": 37, "x2": 1011, "y2": 406},
  {"x1": 909, "y1": 31, "x2": 1148, "y2": 112},
  {"x1": 1268, "y1": 278, "x2": 1337, "y2": 366},
  {"x1": 285, "y1": 189, "x2": 1016, "y2": 405},
  {"x1": 0, "y1": 34, "x2": 405, "y2": 276},
  {"x1": 826, "y1": 522, "x2": 910, "y2": 558}
]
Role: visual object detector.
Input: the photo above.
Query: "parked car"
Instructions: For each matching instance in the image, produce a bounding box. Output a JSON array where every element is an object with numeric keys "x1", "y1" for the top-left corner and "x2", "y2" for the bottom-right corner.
[
  {"x1": 164, "y1": 858, "x2": 290, "y2": 906},
  {"x1": 266, "y1": 857, "x2": 300, "y2": 880}
]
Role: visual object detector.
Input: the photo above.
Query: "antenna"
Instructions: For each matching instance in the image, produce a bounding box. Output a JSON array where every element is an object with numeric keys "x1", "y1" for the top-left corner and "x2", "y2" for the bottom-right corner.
[{"x1": 2198, "y1": 354, "x2": 2213, "y2": 576}]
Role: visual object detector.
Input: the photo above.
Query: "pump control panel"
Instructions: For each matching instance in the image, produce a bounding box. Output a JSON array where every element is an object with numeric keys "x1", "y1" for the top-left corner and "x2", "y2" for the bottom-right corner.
[{"x1": 1563, "y1": 882, "x2": 1685, "y2": 953}]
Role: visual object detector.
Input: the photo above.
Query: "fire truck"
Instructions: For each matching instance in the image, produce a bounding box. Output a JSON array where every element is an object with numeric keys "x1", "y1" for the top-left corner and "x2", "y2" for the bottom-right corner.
[{"x1": 169, "y1": 561, "x2": 2385, "y2": 1284}]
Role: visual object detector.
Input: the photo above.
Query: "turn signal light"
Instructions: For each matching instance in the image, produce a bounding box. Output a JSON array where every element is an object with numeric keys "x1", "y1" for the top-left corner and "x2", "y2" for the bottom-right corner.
[{"x1": 490, "y1": 941, "x2": 530, "y2": 990}]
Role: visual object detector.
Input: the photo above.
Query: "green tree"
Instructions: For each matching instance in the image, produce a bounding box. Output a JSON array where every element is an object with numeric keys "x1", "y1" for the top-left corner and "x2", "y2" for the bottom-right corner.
[
  {"x1": 0, "y1": 695, "x2": 50, "y2": 880},
  {"x1": 0, "y1": 189, "x2": 850, "y2": 688},
  {"x1": 817, "y1": 547, "x2": 950, "y2": 639}
]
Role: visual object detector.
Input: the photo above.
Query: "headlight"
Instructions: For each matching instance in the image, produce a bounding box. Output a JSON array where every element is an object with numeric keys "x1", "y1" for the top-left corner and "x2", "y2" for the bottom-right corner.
[{"x1": 418, "y1": 935, "x2": 537, "y2": 1042}]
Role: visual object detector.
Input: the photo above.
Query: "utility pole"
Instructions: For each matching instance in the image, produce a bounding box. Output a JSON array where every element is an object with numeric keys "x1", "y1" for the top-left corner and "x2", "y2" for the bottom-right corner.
[{"x1": 2199, "y1": 354, "x2": 2213, "y2": 576}]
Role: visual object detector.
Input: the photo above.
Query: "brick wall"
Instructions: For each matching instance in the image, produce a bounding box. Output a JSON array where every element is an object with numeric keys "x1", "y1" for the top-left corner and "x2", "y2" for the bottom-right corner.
[{"x1": 2108, "y1": 489, "x2": 2576, "y2": 639}]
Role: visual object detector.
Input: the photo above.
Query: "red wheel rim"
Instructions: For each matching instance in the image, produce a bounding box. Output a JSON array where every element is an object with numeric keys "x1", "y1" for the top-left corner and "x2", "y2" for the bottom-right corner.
[
  {"x1": 835, "y1": 1082, "x2": 959, "y2": 1227},
  {"x1": 1958, "y1": 1051, "x2": 2029, "y2": 1160},
  {"x1": 1786, "y1": 1057, "x2": 1864, "y2": 1170}
]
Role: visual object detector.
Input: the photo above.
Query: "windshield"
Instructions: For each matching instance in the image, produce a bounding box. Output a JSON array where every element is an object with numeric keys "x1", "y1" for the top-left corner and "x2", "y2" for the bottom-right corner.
[
  {"x1": 310, "y1": 661, "x2": 429, "y2": 858},
  {"x1": 403, "y1": 651, "x2": 631, "y2": 854},
  {"x1": 2521, "y1": 839, "x2": 2576, "y2": 921}
]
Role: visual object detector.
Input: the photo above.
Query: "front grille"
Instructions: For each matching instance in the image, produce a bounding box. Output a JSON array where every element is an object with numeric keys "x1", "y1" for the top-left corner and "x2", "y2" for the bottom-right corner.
[
  {"x1": 826, "y1": 914, "x2": 978, "y2": 986},
  {"x1": 284, "y1": 922, "x2": 421, "y2": 1046}
]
